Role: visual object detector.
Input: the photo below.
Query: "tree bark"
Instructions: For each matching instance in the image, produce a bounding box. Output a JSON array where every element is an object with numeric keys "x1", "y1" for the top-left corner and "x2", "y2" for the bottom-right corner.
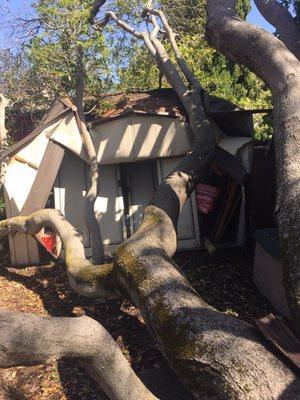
[
  {"x1": 112, "y1": 158, "x2": 299, "y2": 399},
  {"x1": 0, "y1": 309, "x2": 157, "y2": 400},
  {"x1": 206, "y1": 0, "x2": 300, "y2": 333},
  {"x1": 254, "y1": 0, "x2": 300, "y2": 60},
  {"x1": 75, "y1": 45, "x2": 105, "y2": 265}
]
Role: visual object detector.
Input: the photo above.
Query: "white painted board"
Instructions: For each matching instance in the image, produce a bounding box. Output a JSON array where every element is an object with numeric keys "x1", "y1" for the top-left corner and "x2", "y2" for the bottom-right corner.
[{"x1": 157, "y1": 157, "x2": 200, "y2": 249}]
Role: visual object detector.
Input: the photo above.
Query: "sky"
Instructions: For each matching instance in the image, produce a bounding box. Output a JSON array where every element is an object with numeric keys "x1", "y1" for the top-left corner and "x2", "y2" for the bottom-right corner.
[{"x1": 0, "y1": 0, "x2": 276, "y2": 50}]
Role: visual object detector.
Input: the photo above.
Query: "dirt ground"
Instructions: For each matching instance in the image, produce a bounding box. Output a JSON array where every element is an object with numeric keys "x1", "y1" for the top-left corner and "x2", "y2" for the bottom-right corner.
[{"x1": 0, "y1": 248, "x2": 274, "y2": 400}]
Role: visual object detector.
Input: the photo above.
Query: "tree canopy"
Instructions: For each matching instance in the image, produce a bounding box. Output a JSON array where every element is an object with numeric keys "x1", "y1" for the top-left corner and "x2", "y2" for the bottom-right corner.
[{"x1": 1, "y1": 0, "x2": 273, "y2": 139}]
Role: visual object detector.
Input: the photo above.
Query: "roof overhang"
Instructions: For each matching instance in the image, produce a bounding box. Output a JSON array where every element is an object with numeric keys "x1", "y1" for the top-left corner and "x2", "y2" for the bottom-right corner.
[{"x1": 1, "y1": 98, "x2": 76, "y2": 159}]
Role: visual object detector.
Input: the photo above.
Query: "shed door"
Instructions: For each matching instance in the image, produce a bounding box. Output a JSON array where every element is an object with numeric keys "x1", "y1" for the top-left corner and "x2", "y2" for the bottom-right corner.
[
  {"x1": 54, "y1": 150, "x2": 126, "y2": 257},
  {"x1": 157, "y1": 158, "x2": 200, "y2": 249},
  {"x1": 124, "y1": 160, "x2": 158, "y2": 233},
  {"x1": 94, "y1": 164, "x2": 127, "y2": 254},
  {"x1": 54, "y1": 150, "x2": 90, "y2": 248}
]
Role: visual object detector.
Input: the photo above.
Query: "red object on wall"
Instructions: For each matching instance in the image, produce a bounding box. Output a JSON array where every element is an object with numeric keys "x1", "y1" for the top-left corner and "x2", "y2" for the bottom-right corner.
[
  {"x1": 40, "y1": 232, "x2": 57, "y2": 255},
  {"x1": 196, "y1": 183, "x2": 220, "y2": 214}
]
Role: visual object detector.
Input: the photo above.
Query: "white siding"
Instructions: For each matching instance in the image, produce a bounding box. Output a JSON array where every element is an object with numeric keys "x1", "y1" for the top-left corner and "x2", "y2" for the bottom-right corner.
[
  {"x1": 90, "y1": 115, "x2": 193, "y2": 164},
  {"x1": 4, "y1": 158, "x2": 40, "y2": 265}
]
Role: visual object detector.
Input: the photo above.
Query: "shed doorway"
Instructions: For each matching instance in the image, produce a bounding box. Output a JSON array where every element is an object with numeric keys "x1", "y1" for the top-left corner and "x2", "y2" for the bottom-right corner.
[{"x1": 119, "y1": 158, "x2": 200, "y2": 250}]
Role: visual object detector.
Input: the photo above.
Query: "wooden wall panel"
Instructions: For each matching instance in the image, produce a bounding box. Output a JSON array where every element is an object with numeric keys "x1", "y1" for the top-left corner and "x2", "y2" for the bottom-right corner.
[{"x1": 21, "y1": 140, "x2": 65, "y2": 215}]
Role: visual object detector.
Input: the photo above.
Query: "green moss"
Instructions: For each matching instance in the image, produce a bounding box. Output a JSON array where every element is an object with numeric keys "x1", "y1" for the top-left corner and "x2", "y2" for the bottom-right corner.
[
  {"x1": 115, "y1": 243, "x2": 149, "y2": 292},
  {"x1": 153, "y1": 298, "x2": 199, "y2": 362},
  {"x1": 152, "y1": 298, "x2": 242, "y2": 399},
  {"x1": 74, "y1": 262, "x2": 114, "y2": 287}
]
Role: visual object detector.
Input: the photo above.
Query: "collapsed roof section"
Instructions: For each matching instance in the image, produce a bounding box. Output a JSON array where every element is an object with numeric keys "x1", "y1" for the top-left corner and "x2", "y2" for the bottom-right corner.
[
  {"x1": 88, "y1": 88, "x2": 270, "y2": 124},
  {"x1": 2, "y1": 88, "x2": 270, "y2": 162}
]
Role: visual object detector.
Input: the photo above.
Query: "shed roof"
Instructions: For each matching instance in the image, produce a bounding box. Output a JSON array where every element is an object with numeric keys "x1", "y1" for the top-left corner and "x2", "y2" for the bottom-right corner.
[
  {"x1": 88, "y1": 88, "x2": 244, "y2": 126},
  {"x1": 2, "y1": 88, "x2": 271, "y2": 159}
]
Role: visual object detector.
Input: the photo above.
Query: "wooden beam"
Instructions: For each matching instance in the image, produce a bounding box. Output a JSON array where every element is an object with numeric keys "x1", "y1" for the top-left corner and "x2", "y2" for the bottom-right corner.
[
  {"x1": 12, "y1": 155, "x2": 39, "y2": 170},
  {"x1": 21, "y1": 140, "x2": 65, "y2": 215},
  {"x1": 255, "y1": 314, "x2": 300, "y2": 370}
]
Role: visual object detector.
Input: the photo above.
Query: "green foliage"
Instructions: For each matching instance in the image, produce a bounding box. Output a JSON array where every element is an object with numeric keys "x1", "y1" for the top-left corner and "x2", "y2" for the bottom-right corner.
[
  {"x1": 0, "y1": 195, "x2": 6, "y2": 217},
  {"x1": 27, "y1": 0, "x2": 113, "y2": 105},
  {"x1": 253, "y1": 113, "x2": 273, "y2": 141},
  {"x1": 2, "y1": 0, "x2": 274, "y2": 141}
]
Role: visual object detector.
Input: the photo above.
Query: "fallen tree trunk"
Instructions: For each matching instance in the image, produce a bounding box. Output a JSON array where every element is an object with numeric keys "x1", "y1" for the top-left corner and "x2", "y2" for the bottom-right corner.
[{"x1": 112, "y1": 163, "x2": 299, "y2": 398}]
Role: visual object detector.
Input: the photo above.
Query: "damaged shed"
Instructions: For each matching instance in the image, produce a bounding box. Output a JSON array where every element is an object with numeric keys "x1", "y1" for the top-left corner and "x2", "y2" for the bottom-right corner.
[{"x1": 3, "y1": 89, "x2": 259, "y2": 265}]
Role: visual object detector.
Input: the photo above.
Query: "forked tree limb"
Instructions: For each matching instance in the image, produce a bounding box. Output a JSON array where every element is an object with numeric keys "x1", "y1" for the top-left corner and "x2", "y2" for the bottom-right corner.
[
  {"x1": 254, "y1": 0, "x2": 300, "y2": 60},
  {"x1": 206, "y1": 0, "x2": 300, "y2": 331},
  {"x1": 1, "y1": 179, "x2": 299, "y2": 399},
  {"x1": 98, "y1": 12, "x2": 220, "y2": 149},
  {"x1": 0, "y1": 194, "x2": 299, "y2": 398},
  {"x1": 0, "y1": 309, "x2": 157, "y2": 400},
  {"x1": 145, "y1": 7, "x2": 205, "y2": 93}
]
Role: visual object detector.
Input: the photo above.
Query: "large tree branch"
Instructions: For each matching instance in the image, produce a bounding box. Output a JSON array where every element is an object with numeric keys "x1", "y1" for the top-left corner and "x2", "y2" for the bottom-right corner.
[
  {"x1": 96, "y1": 12, "x2": 143, "y2": 39},
  {"x1": 0, "y1": 309, "x2": 157, "y2": 400},
  {"x1": 75, "y1": 45, "x2": 105, "y2": 265},
  {"x1": 254, "y1": 0, "x2": 300, "y2": 60},
  {"x1": 90, "y1": 9, "x2": 300, "y2": 398},
  {"x1": 1, "y1": 193, "x2": 299, "y2": 398},
  {"x1": 98, "y1": 12, "x2": 219, "y2": 150},
  {"x1": 206, "y1": 0, "x2": 300, "y2": 331}
]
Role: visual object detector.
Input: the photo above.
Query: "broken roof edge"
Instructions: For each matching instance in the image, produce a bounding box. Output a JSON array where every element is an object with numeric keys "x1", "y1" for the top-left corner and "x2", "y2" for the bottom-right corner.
[
  {"x1": 88, "y1": 88, "x2": 272, "y2": 127},
  {"x1": 2, "y1": 88, "x2": 273, "y2": 159},
  {"x1": 1, "y1": 97, "x2": 76, "y2": 159}
]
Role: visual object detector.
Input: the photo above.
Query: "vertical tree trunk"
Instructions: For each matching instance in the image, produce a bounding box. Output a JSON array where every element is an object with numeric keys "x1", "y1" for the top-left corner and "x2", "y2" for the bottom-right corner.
[
  {"x1": 206, "y1": 0, "x2": 300, "y2": 332},
  {"x1": 75, "y1": 46, "x2": 105, "y2": 265},
  {"x1": 0, "y1": 94, "x2": 9, "y2": 188}
]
